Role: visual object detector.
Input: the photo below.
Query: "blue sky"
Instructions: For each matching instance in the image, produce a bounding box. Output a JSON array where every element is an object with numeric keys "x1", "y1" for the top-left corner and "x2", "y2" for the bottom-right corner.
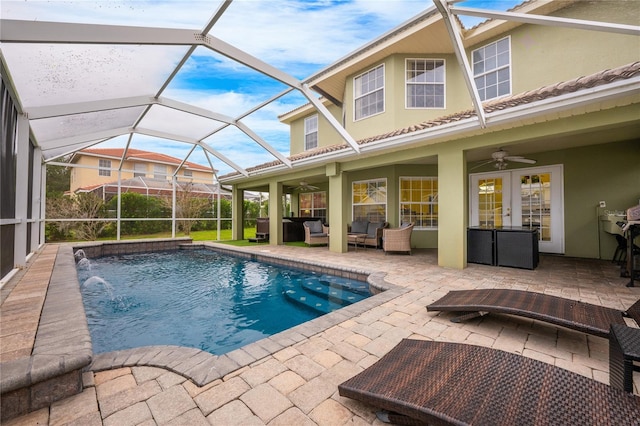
[{"x1": 2, "y1": 0, "x2": 523, "y2": 176}]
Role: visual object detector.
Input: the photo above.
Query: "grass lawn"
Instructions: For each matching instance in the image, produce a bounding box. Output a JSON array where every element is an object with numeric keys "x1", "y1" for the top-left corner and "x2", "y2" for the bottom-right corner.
[{"x1": 55, "y1": 227, "x2": 309, "y2": 248}]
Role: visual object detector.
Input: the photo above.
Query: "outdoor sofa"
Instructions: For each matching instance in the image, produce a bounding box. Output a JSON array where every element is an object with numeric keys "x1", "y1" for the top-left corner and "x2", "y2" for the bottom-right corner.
[
  {"x1": 348, "y1": 220, "x2": 388, "y2": 249},
  {"x1": 339, "y1": 338, "x2": 640, "y2": 425}
]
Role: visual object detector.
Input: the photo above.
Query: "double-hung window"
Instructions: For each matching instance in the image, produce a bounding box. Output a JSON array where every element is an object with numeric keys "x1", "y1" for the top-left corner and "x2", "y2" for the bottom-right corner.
[
  {"x1": 154, "y1": 164, "x2": 167, "y2": 180},
  {"x1": 406, "y1": 59, "x2": 445, "y2": 108},
  {"x1": 98, "y1": 159, "x2": 111, "y2": 177},
  {"x1": 352, "y1": 179, "x2": 386, "y2": 222},
  {"x1": 400, "y1": 177, "x2": 438, "y2": 229},
  {"x1": 472, "y1": 37, "x2": 511, "y2": 101},
  {"x1": 133, "y1": 163, "x2": 146, "y2": 177},
  {"x1": 304, "y1": 115, "x2": 318, "y2": 150},
  {"x1": 354, "y1": 64, "x2": 384, "y2": 120}
]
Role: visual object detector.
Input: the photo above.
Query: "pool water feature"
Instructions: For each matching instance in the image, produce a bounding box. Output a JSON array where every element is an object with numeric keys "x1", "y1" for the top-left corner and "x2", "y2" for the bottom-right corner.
[{"x1": 76, "y1": 249, "x2": 370, "y2": 355}]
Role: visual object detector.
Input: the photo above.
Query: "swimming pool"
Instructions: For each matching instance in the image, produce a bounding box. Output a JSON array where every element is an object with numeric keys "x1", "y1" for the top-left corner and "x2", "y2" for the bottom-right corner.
[{"x1": 76, "y1": 249, "x2": 371, "y2": 355}]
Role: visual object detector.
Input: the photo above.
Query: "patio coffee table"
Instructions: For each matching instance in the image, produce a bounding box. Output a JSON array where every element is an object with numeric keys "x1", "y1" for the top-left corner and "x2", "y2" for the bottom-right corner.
[{"x1": 348, "y1": 233, "x2": 368, "y2": 251}]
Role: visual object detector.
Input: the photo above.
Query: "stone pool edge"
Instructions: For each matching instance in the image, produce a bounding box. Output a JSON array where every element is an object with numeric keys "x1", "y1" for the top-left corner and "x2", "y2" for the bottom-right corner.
[
  {"x1": 1, "y1": 245, "x2": 92, "y2": 420},
  {"x1": 88, "y1": 241, "x2": 408, "y2": 386}
]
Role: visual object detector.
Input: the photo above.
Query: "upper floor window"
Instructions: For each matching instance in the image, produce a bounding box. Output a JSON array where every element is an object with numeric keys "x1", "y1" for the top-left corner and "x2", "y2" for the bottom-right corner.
[
  {"x1": 406, "y1": 59, "x2": 445, "y2": 108},
  {"x1": 400, "y1": 177, "x2": 438, "y2": 229},
  {"x1": 183, "y1": 169, "x2": 193, "y2": 178},
  {"x1": 304, "y1": 115, "x2": 318, "y2": 150},
  {"x1": 352, "y1": 178, "x2": 386, "y2": 222},
  {"x1": 98, "y1": 159, "x2": 111, "y2": 177},
  {"x1": 354, "y1": 64, "x2": 384, "y2": 121},
  {"x1": 133, "y1": 163, "x2": 146, "y2": 178},
  {"x1": 154, "y1": 164, "x2": 167, "y2": 180},
  {"x1": 299, "y1": 191, "x2": 326, "y2": 220},
  {"x1": 472, "y1": 37, "x2": 511, "y2": 101}
]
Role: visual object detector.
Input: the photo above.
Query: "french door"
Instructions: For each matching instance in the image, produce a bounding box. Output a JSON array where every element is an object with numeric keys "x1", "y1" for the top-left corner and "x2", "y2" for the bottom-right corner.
[{"x1": 470, "y1": 165, "x2": 564, "y2": 254}]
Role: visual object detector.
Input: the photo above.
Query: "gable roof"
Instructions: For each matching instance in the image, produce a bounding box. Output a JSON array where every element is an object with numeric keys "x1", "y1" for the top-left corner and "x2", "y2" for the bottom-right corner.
[
  {"x1": 220, "y1": 60, "x2": 640, "y2": 180},
  {"x1": 72, "y1": 148, "x2": 213, "y2": 172}
]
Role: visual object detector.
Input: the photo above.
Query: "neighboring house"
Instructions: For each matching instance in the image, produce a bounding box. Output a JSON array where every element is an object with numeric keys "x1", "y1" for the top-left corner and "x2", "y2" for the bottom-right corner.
[
  {"x1": 70, "y1": 148, "x2": 216, "y2": 194},
  {"x1": 220, "y1": 0, "x2": 640, "y2": 268},
  {"x1": 74, "y1": 176, "x2": 231, "y2": 203}
]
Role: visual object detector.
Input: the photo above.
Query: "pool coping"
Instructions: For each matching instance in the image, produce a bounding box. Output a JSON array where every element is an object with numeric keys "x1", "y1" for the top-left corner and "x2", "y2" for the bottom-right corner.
[
  {"x1": 1, "y1": 245, "x2": 92, "y2": 420},
  {"x1": 87, "y1": 242, "x2": 408, "y2": 386}
]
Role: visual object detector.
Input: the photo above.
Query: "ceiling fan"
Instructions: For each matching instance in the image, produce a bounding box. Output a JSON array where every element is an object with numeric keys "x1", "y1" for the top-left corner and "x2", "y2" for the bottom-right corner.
[
  {"x1": 472, "y1": 148, "x2": 536, "y2": 170},
  {"x1": 293, "y1": 181, "x2": 319, "y2": 191}
]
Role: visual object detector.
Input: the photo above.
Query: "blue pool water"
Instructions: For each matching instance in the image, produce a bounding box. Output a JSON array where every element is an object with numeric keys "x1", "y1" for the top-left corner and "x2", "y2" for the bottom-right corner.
[{"x1": 76, "y1": 249, "x2": 370, "y2": 355}]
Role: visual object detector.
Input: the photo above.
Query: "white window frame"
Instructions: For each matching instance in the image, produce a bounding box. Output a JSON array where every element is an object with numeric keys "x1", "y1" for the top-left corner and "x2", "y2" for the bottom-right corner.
[
  {"x1": 405, "y1": 59, "x2": 446, "y2": 109},
  {"x1": 299, "y1": 191, "x2": 327, "y2": 219},
  {"x1": 98, "y1": 159, "x2": 111, "y2": 177},
  {"x1": 472, "y1": 36, "x2": 511, "y2": 101},
  {"x1": 399, "y1": 176, "x2": 438, "y2": 230},
  {"x1": 183, "y1": 169, "x2": 193, "y2": 178},
  {"x1": 352, "y1": 178, "x2": 387, "y2": 222},
  {"x1": 304, "y1": 115, "x2": 318, "y2": 151},
  {"x1": 354, "y1": 64, "x2": 385, "y2": 121}
]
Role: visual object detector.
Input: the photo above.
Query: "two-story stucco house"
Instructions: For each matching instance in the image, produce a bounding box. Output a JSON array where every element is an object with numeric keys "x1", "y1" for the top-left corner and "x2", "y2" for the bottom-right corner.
[
  {"x1": 70, "y1": 148, "x2": 217, "y2": 197},
  {"x1": 220, "y1": 0, "x2": 640, "y2": 269}
]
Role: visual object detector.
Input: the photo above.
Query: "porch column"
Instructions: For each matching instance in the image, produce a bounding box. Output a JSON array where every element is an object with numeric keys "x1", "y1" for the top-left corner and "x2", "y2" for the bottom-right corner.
[
  {"x1": 231, "y1": 186, "x2": 244, "y2": 240},
  {"x1": 14, "y1": 113, "x2": 29, "y2": 266},
  {"x1": 327, "y1": 163, "x2": 348, "y2": 253},
  {"x1": 268, "y1": 180, "x2": 283, "y2": 245},
  {"x1": 437, "y1": 147, "x2": 467, "y2": 269},
  {"x1": 30, "y1": 147, "x2": 43, "y2": 250}
]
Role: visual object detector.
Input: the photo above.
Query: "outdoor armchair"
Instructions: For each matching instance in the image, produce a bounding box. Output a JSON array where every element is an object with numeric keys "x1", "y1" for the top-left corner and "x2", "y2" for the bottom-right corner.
[
  {"x1": 303, "y1": 220, "x2": 329, "y2": 246},
  {"x1": 382, "y1": 223, "x2": 414, "y2": 254}
]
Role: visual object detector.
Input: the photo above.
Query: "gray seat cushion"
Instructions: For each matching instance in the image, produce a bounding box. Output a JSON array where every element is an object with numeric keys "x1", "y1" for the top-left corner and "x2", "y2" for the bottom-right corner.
[
  {"x1": 304, "y1": 220, "x2": 323, "y2": 234},
  {"x1": 350, "y1": 220, "x2": 368, "y2": 234},
  {"x1": 367, "y1": 222, "x2": 383, "y2": 237}
]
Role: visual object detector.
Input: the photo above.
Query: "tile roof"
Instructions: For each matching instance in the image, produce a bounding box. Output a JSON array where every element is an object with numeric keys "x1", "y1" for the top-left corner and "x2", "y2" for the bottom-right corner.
[
  {"x1": 76, "y1": 148, "x2": 213, "y2": 172},
  {"x1": 221, "y1": 61, "x2": 640, "y2": 179}
]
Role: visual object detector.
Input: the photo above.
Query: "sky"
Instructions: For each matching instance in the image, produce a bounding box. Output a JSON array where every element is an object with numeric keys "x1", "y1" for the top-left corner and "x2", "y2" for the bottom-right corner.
[{"x1": 1, "y1": 0, "x2": 523, "y2": 177}]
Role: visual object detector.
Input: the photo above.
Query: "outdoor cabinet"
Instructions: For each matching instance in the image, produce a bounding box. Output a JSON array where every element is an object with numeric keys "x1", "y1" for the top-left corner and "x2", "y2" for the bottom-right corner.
[
  {"x1": 495, "y1": 228, "x2": 539, "y2": 270},
  {"x1": 468, "y1": 227, "x2": 539, "y2": 270},
  {"x1": 467, "y1": 228, "x2": 495, "y2": 265}
]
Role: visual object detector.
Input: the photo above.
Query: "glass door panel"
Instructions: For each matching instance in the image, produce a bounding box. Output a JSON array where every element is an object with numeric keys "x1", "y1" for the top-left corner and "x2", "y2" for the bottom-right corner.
[
  {"x1": 519, "y1": 173, "x2": 551, "y2": 241},
  {"x1": 471, "y1": 173, "x2": 511, "y2": 227}
]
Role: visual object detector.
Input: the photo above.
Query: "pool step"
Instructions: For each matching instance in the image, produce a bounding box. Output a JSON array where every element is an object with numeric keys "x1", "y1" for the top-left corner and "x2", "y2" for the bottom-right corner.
[
  {"x1": 283, "y1": 286, "x2": 344, "y2": 314},
  {"x1": 301, "y1": 280, "x2": 368, "y2": 306},
  {"x1": 317, "y1": 277, "x2": 370, "y2": 295}
]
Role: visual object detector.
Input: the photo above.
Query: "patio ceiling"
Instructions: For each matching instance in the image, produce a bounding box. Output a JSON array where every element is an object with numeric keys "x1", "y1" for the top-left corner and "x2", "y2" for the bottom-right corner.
[{"x1": 1, "y1": 0, "x2": 637, "y2": 179}]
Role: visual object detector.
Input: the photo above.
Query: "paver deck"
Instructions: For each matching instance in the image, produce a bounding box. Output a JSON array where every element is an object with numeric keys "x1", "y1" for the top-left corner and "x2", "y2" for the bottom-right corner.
[{"x1": 2, "y1": 242, "x2": 639, "y2": 425}]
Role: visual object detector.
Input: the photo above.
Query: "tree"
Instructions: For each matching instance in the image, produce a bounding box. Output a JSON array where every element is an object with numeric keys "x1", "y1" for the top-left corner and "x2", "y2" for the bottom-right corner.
[
  {"x1": 73, "y1": 193, "x2": 108, "y2": 240},
  {"x1": 45, "y1": 192, "x2": 107, "y2": 241},
  {"x1": 46, "y1": 159, "x2": 71, "y2": 197},
  {"x1": 171, "y1": 182, "x2": 212, "y2": 236},
  {"x1": 106, "y1": 192, "x2": 171, "y2": 235}
]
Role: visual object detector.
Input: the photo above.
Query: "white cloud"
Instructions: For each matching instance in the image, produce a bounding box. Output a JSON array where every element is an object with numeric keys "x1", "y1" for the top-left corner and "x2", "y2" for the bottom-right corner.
[{"x1": 3, "y1": 0, "x2": 522, "y2": 176}]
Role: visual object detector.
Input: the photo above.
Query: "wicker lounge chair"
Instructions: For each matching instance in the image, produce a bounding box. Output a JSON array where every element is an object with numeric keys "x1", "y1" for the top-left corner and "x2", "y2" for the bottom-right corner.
[
  {"x1": 382, "y1": 223, "x2": 414, "y2": 254},
  {"x1": 427, "y1": 289, "x2": 640, "y2": 338},
  {"x1": 339, "y1": 339, "x2": 640, "y2": 426}
]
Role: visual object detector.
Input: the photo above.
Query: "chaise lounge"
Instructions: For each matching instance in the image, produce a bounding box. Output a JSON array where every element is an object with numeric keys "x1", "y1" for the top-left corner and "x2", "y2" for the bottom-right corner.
[
  {"x1": 426, "y1": 289, "x2": 640, "y2": 338},
  {"x1": 339, "y1": 338, "x2": 640, "y2": 425}
]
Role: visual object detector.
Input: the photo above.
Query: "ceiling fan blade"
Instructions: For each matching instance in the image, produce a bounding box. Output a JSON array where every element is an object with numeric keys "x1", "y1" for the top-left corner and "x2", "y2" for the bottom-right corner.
[
  {"x1": 506, "y1": 156, "x2": 536, "y2": 164},
  {"x1": 470, "y1": 160, "x2": 495, "y2": 170}
]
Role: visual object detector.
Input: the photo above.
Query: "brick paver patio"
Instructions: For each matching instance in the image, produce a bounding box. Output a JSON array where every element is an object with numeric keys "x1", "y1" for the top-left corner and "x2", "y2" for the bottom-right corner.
[{"x1": 2, "y1": 243, "x2": 638, "y2": 425}]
